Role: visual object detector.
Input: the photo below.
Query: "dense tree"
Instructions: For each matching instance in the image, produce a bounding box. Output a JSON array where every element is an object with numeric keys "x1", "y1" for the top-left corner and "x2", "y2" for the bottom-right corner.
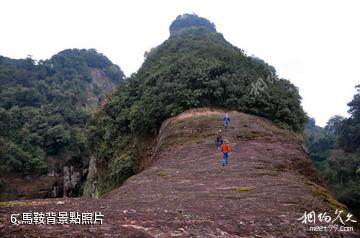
[
  {"x1": 0, "y1": 49, "x2": 124, "y2": 175},
  {"x1": 325, "y1": 115, "x2": 345, "y2": 135},
  {"x1": 348, "y1": 85, "x2": 360, "y2": 120},
  {"x1": 338, "y1": 85, "x2": 360, "y2": 152},
  {"x1": 338, "y1": 118, "x2": 360, "y2": 152},
  {"x1": 305, "y1": 85, "x2": 360, "y2": 217},
  {"x1": 304, "y1": 118, "x2": 335, "y2": 164}
]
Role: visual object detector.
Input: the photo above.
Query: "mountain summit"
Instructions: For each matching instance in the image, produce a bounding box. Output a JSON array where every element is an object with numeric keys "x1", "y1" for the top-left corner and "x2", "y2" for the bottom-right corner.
[
  {"x1": 85, "y1": 14, "x2": 308, "y2": 196},
  {"x1": 169, "y1": 13, "x2": 217, "y2": 36}
]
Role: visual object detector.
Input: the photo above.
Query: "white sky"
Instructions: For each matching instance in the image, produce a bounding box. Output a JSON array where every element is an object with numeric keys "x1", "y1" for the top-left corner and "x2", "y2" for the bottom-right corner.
[{"x1": 1, "y1": 0, "x2": 359, "y2": 127}]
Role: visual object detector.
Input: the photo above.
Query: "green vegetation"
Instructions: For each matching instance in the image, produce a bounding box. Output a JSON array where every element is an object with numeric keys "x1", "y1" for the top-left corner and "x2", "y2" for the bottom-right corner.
[
  {"x1": 87, "y1": 14, "x2": 307, "y2": 195},
  {"x1": 158, "y1": 171, "x2": 171, "y2": 177},
  {"x1": 0, "y1": 201, "x2": 32, "y2": 207},
  {"x1": 305, "y1": 85, "x2": 360, "y2": 217},
  {"x1": 305, "y1": 117, "x2": 337, "y2": 167},
  {"x1": 304, "y1": 179, "x2": 348, "y2": 212},
  {"x1": 234, "y1": 187, "x2": 256, "y2": 192},
  {"x1": 0, "y1": 49, "x2": 124, "y2": 176},
  {"x1": 108, "y1": 152, "x2": 136, "y2": 185}
]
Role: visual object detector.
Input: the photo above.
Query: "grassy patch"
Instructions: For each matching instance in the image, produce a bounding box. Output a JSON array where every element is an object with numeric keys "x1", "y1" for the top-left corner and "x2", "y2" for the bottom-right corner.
[
  {"x1": 0, "y1": 201, "x2": 32, "y2": 207},
  {"x1": 234, "y1": 187, "x2": 256, "y2": 193},
  {"x1": 305, "y1": 180, "x2": 348, "y2": 212},
  {"x1": 161, "y1": 114, "x2": 218, "y2": 149},
  {"x1": 162, "y1": 134, "x2": 205, "y2": 149},
  {"x1": 158, "y1": 171, "x2": 171, "y2": 177}
]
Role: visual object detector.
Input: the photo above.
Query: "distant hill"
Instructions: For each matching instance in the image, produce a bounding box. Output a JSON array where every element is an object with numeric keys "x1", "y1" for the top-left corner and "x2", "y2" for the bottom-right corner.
[{"x1": 0, "y1": 49, "x2": 124, "y2": 200}]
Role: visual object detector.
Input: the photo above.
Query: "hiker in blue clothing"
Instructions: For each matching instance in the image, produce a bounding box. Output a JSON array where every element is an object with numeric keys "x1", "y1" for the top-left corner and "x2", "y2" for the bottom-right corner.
[{"x1": 223, "y1": 114, "x2": 231, "y2": 129}]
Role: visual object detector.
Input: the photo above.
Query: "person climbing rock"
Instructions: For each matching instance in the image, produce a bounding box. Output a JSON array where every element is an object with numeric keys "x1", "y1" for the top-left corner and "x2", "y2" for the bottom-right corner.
[
  {"x1": 216, "y1": 129, "x2": 223, "y2": 149},
  {"x1": 224, "y1": 114, "x2": 231, "y2": 129},
  {"x1": 221, "y1": 139, "x2": 231, "y2": 166}
]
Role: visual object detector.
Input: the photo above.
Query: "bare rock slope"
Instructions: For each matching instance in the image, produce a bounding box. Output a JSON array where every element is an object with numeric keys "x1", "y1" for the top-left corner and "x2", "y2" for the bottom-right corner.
[{"x1": 1, "y1": 108, "x2": 358, "y2": 237}]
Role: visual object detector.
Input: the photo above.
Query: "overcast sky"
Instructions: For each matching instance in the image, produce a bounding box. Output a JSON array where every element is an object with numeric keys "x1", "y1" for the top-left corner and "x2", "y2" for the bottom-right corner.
[{"x1": 1, "y1": 0, "x2": 359, "y2": 126}]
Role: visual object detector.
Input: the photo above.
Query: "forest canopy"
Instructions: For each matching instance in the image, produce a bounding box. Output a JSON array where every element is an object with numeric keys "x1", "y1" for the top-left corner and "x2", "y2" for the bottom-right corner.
[
  {"x1": 0, "y1": 49, "x2": 124, "y2": 175},
  {"x1": 305, "y1": 85, "x2": 360, "y2": 217}
]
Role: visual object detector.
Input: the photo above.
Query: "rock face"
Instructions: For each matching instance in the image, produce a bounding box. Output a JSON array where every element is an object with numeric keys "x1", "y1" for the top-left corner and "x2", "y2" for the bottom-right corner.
[
  {"x1": 83, "y1": 68, "x2": 119, "y2": 108},
  {"x1": 83, "y1": 156, "x2": 99, "y2": 198},
  {"x1": 0, "y1": 153, "x2": 87, "y2": 200},
  {"x1": 0, "y1": 109, "x2": 358, "y2": 237},
  {"x1": 63, "y1": 165, "x2": 82, "y2": 197}
]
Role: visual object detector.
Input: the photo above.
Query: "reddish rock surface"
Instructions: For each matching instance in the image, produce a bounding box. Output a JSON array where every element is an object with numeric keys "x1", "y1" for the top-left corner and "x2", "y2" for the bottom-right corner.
[{"x1": 1, "y1": 109, "x2": 359, "y2": 237}]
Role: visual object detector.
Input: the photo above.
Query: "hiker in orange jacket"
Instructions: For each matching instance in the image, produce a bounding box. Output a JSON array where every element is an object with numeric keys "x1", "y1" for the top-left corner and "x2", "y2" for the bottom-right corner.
[{"x1": 221, "y1": 139, "x2": 231, "y2": 166}]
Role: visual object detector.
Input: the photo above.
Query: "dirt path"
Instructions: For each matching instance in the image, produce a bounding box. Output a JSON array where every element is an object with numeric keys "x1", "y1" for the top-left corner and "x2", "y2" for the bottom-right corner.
[{"x1": 1, "y1": 109, "x2": 359, "y2": 237}]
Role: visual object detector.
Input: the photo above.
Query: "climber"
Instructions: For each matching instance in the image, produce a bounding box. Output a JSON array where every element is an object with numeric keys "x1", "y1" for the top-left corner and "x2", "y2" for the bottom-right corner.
[
  {"x1": 221, "y1": 139, "x2": 231, "y2": 166},
  {"x1": 224, "y1": 114, "x2": 231, "y2": 129},
  {"x1": 216, "y1": 129, "x2": 223, "y2": 149}
]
